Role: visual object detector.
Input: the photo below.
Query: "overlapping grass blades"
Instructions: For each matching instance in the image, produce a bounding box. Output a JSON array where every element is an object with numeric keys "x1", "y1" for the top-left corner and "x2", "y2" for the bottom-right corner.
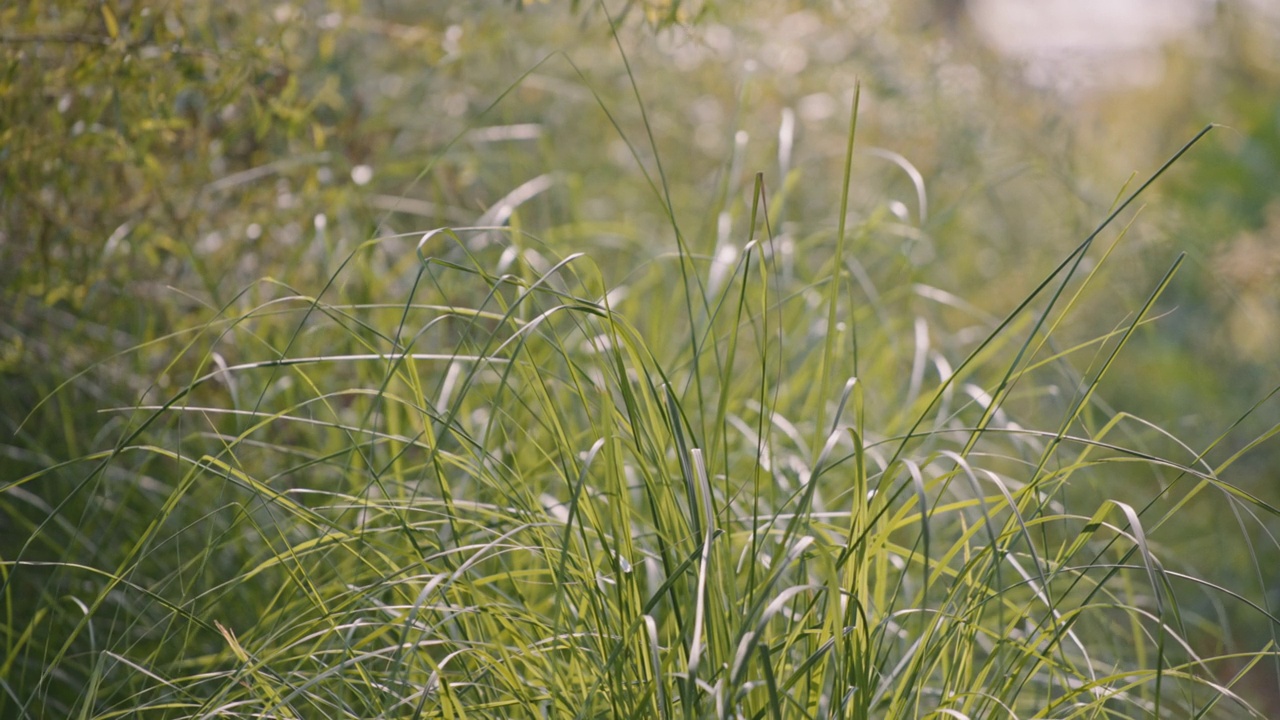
[{"x1": 5, "y1": 50, "x2": 1280, "y2": 720}]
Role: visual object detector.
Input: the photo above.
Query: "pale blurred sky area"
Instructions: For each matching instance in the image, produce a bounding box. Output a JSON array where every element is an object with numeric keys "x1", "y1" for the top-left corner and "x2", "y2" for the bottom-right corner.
[{"x1": 970, "y1": 0, "x2": 1278, "y2": 91}]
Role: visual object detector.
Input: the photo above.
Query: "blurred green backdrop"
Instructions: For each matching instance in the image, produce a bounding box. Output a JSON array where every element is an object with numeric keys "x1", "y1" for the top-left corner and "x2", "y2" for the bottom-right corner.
[{"x1": 3, "y1": 0, "x2": 1278, "y2": 714}]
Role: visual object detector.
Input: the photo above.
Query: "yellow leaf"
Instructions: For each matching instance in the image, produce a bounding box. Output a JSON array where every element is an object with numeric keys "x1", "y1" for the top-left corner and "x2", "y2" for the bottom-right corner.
[{"x1": 101, "y1": 3, "x2": 120, "y2": 40}]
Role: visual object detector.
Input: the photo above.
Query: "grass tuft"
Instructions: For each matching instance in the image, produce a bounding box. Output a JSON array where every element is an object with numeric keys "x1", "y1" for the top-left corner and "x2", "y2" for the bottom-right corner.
[{"x1": 4, "y1": 66, "x2": 1279, "y2": 720}]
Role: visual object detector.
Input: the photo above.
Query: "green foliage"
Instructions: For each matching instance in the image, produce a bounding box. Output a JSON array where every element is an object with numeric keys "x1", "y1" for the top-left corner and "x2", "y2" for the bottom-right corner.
[
  {"x1": 7, "y1": 117, "x2": 1279, "y2": 715},
  {"x1": 3, "y1": 1, "x2": 1279, "y2": 718},
  {"x1": 3, "y1": 2, "x2": 313, "y2": 301}
]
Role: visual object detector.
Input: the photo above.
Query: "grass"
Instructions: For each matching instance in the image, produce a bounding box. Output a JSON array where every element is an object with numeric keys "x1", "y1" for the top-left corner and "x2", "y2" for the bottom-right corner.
[{"x1": 5, "y1": 45, "x2": 1280, "y2": 719}]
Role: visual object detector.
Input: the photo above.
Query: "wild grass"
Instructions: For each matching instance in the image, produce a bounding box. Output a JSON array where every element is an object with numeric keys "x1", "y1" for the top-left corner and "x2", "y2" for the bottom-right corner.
[{"x1": 5, "y1": 53, "x2": 1280, "y2": 720}]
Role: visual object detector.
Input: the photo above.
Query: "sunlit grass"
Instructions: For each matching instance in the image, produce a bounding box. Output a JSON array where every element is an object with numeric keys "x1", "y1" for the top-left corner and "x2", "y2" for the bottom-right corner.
[{"x1": 5, "y1": 56, "x2": 1280, "y2": 720}]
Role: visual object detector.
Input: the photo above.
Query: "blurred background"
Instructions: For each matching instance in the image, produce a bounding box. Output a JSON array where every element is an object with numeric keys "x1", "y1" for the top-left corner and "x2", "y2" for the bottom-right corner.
[{"x1": 3, "y1": 0, "x2": 1278, "y2": 710}]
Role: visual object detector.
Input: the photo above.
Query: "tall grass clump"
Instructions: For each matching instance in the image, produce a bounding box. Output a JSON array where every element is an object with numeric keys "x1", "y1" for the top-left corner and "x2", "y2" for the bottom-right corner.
[{"x1": 5, "y1": 68, "x2": 1280, "y2": 719}]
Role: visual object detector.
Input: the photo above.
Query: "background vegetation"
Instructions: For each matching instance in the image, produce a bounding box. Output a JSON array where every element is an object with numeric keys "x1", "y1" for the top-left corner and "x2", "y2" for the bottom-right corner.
[{"x1": 3, "y1": 1, "x2": 1278, "y2": 717}]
